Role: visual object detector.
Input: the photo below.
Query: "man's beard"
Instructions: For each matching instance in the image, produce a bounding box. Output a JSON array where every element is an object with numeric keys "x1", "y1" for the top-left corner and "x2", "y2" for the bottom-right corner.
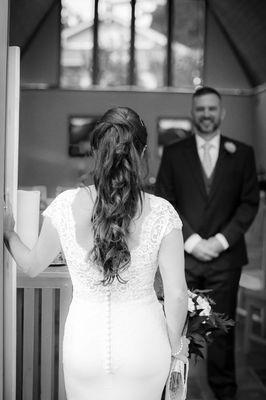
[{"x1": 194, "y1": 117, "x2": 221, "y2": 134}]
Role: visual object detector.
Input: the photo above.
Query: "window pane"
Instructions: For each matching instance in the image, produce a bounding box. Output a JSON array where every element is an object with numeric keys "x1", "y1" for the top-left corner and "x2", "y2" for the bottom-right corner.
[
  {"x1": 172, "y1": 0, "x2": 205, "y2": 88},
  {"x1": 60, "y1": 0, "x2": 94, "y2": 88},
  {"x1": 98, "y1": 0, "x2": 131, "y2": 86},
  {"x1": 135, "y1": 0, "x2": 167, "y2": 89}
]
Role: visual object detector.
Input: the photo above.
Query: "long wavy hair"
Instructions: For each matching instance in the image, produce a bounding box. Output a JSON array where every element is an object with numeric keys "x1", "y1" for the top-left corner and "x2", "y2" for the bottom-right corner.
[{"x1": 89, "y1": 107, "x2": 148, "y2": 285}]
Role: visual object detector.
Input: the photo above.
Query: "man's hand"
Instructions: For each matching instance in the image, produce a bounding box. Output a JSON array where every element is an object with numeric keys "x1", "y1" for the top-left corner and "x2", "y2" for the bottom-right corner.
[
  {"x1": 191, "y1": 239, "x2": 219, "y2": 261},
  {"x1": 207, "y1": 236, "x2": 224, "y2": 255}
]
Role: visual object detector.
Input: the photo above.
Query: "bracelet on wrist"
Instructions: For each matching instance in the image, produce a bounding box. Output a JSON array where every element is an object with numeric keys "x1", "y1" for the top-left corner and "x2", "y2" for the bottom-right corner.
[{"x1": 171, "y1": 337, "x2": 183, "y2": 358}]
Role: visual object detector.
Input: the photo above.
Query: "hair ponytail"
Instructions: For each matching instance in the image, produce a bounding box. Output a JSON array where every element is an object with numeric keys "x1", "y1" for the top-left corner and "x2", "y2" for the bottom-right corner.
[{"x1": 90, "y1": 107, "x2": 147, "y2": 285}]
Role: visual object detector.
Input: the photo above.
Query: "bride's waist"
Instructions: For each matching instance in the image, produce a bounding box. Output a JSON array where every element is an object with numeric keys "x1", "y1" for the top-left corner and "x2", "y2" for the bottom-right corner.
[{"x1": 72, "y1": 288, "x2": 158, "y2": 305}]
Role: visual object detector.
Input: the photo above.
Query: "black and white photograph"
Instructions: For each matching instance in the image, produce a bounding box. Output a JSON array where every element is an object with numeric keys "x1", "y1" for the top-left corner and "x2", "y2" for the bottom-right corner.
[
  {"x1": 1, "y1": 1, "x2": 266, "y2": 400},
  {"x1": 68, "y1": 116, "x2": 99, "y2": 157}
]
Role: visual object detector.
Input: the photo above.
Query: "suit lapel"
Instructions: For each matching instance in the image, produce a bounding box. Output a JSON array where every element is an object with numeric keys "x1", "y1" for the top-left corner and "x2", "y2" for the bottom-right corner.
[
  {"x1": 184, "y1": 136, "x2": 208, "y2": 200},
  {"x1": 208, "y1": 135, "x2": 228, "y2": 201}
]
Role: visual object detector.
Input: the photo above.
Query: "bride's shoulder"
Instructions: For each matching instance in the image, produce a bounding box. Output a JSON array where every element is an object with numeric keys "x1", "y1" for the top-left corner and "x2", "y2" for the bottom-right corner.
[
  {"x1": 50, "y1": 188, "x2": 82, "y2": 209},
  {"x1": 147, "y1": 193, "x2": 175, "y2": 211},
  {"x1": 146, "y1": 193, "x2": 183, "y2": 229},
  {"x1": 55, "y1": 188, "x2": 79, "y2": 201}
]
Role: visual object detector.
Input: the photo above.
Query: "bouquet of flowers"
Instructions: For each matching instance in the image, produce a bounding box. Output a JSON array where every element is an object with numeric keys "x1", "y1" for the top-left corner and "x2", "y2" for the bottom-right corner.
[
  {"x1": 167, "y1": 289, "x2": 234, "y2": 399},
  {"x1": 186, "y1": 289, "x2": 235, "y2": 360}
]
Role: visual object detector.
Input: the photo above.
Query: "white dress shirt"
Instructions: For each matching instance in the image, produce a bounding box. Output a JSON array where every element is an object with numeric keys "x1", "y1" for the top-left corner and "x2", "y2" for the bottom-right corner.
[
  {"x1": 195, "y1": 133, "x2": 220, "y2": 173},
  {"x1": 184, "y1": 133, "x2": 229, "y2": 254}
]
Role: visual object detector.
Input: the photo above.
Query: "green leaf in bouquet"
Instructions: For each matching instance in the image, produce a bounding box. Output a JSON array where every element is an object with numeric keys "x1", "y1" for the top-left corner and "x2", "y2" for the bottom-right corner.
[
  {"x1": 187, "y1": 316, "x2": 208, "y2": 334},
  {"x1": 207, "y1": 314, "x2": 217, "y2": 327},
  {"x1": 190, "y1": 332, "x2": 204, "y2": 341},
  {"x1": 189, "y1": 341, "x2": 205, "y2": 361},
  {"x1": 205, "y1": 295, "x2": 216, "y2": 306},
  {"x1": 214, "y1": 313, "x2": 235, "y2": 332},
  {"x1": 193, "y1": 289, "x2": 212, "y2": 295},
  {"x1": 186, "y1": 288, "x2": 235, "y2": 362}
]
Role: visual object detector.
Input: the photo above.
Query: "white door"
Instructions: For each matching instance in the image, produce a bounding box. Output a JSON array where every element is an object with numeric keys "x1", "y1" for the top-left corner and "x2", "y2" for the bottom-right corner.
[
  {"x1": 0, "y1": 2, "x2": 9, "y2": 399},
  {"x1": 3, "y1": 46, "x2": 20, "y2": 400}
]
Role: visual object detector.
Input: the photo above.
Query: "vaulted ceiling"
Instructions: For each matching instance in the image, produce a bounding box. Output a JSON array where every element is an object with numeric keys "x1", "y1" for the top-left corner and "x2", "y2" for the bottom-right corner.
[
  {"x1": 9, "y1": 0, "x2": 266, "y2": 86},
  {"x1": 208, "y1": 0, "x2": 266, "y2": 86},
  {"x1": 9, "y1": 0, "x2": 57, "y2": 54}
]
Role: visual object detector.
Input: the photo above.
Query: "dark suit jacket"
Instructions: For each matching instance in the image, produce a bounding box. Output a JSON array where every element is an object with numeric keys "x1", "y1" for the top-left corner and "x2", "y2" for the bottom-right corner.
[{"x1": 156, "y1": 135, "x2": 260, "y2": 271}]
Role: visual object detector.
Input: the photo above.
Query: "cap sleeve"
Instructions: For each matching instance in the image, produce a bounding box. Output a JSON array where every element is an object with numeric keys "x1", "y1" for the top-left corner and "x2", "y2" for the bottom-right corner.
[
  {"x1": 42, "y1": 191, "x2": 68, "y2": 232},
  {"x1": 163, "y1": 201, "x2": 183, "y2": 237}
]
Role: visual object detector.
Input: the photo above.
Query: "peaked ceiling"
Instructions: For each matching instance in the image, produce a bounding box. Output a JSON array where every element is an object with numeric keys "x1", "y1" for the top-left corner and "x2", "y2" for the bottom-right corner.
[
  {"x1": 9, "y1": 0, "x2": 57, "y2": 54},
  {"x1": 9, "y1": 0, "x2": 266, "y2": 86},
  {"x1": 208, "y1": 0, "x2": 266, "y2": 86}
]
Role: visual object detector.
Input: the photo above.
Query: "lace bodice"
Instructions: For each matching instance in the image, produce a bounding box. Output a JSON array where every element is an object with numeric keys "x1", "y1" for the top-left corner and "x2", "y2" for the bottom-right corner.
[{"x1": 43, "y1": 188, "x2": 182, "y2": 302}]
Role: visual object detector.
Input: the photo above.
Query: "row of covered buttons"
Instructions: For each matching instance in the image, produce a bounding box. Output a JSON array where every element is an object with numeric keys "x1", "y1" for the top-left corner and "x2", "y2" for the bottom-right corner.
[{"x1": 105, "y1": 289, "x2": 112, "y2": 373}]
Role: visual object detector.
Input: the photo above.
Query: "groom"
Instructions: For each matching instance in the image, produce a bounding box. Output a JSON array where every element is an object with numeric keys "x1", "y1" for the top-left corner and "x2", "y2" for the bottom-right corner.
[{"x1": 156, "y1": 86, "x2": 259, "y2": 400}]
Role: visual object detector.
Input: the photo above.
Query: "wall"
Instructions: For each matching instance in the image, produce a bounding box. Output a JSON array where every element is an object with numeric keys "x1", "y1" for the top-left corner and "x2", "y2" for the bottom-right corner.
[
  {"x1": 18, "y1": 6, "x2": 256, "y2": 197},
  {"x1": 19, "y1": 89, "x2": 254, "y2": 197},
  {"x1": 254, "y1": 87, "x2": 266, "y2": 173},
  {"x1": 21, "y1": 2, "x2": 59, "y2": 86},
  {"x1": 204, "y1": 9, "x2": 251, "y2": 89}
]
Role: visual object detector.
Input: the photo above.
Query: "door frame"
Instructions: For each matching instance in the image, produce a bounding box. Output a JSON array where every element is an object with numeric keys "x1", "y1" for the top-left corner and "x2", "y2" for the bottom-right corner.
[{"x1": 0, "y1": 0, "x2": 9, "y2": 398}]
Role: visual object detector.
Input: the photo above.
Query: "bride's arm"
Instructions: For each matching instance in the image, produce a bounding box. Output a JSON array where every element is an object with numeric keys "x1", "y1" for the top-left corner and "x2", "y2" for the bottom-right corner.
[
  {"x1": 158, "y1": 228, "x2": 188, "y2": 354},
  {"x1": 4, "y1": 216, "x2": 61, "y2": 278}
]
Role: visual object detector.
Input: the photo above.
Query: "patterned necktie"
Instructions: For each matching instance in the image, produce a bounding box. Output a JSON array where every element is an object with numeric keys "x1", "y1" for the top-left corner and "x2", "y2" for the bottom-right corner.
[{"x1": 202, "y1": 142, "x2": 213, "y2": 177}]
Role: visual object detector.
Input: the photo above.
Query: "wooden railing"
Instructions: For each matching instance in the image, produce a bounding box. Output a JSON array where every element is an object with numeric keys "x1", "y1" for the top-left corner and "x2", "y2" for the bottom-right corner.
[{"x1": 17, "y1": 267, "x2": 72, "y2": 400}]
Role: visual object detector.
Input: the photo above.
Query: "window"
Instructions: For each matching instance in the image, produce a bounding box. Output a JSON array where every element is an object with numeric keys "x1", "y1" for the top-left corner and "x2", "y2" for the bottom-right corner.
[
  {"x1": 98, "y1": 0, "x2": 131, "y2": 86},
  {"x1": 135, "y1": 0, "x2": 167, "y2": 89},
  {"x1": 172, "y1": 0, "x2": 204, "y2": 88},
  {"x1": 60, "y1": 0, "x2": 205, "y2": 89},
  {"x1": 61, "y1": 0, "x2": 94, "y2": 88}
]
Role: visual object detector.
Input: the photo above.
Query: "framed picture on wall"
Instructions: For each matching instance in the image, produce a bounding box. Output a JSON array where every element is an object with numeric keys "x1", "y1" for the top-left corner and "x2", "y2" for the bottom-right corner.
[
  {"x1": 68, "y1": 115, "x2": 100, "y2": 157},
  {"x1": 157, "y1": 117, "x2": 192, "y2": 157}
]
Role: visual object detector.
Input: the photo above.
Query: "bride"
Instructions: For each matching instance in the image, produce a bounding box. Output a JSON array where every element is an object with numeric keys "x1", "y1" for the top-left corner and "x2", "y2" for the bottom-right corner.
[{"x1": 4, "y1": 106, "x2": 188, "y2": 400}]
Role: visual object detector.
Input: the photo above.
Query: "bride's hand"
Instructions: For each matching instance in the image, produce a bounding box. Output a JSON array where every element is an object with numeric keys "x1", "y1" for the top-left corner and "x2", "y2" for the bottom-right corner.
[
  {"x1": 3, "y1": 197, "x2": 15, "y2": 241},
  {"x1": 168, "y1": 337, "x2": 190, "y2": 398}
]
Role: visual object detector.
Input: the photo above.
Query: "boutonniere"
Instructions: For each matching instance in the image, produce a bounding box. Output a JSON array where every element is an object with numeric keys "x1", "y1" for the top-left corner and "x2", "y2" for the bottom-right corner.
[{"x1": 224, "y1": 141, "x2": 236, "y2": 154}]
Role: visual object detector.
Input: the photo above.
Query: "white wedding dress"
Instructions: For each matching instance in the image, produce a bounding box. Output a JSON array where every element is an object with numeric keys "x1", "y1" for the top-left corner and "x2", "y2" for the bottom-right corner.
[{"x1": 43, "y1": 187, "x2": 182, "y2": 400}]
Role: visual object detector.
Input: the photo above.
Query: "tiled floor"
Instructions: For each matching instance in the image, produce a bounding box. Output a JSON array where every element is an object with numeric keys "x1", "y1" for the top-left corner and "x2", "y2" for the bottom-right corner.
[{"x1": 186, "y1": 319, "x2": 266, "y2": 400}]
